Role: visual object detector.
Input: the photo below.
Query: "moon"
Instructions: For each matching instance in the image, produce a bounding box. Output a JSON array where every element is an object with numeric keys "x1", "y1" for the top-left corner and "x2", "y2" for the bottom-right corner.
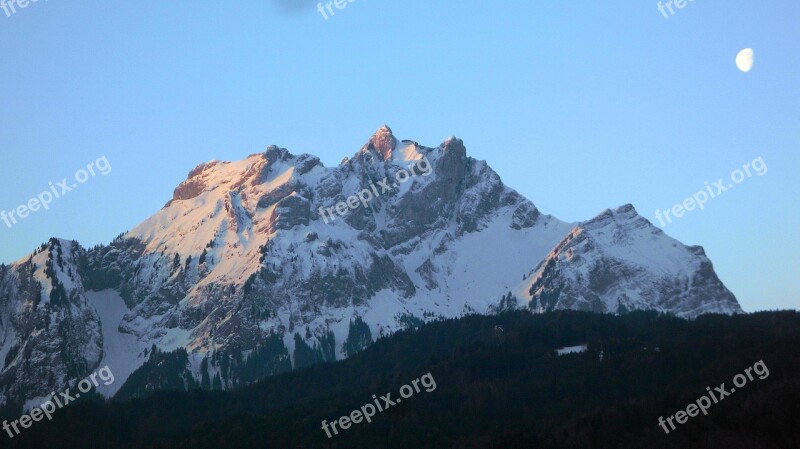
[{"x1": 736, "y1": 48, "x2": 754, "y2": 72}]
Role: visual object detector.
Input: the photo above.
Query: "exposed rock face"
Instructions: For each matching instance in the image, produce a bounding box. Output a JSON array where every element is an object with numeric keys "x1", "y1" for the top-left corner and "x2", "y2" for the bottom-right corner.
[
  {"x1": 165, "y1": 161, "x2": 225, "y2": 207},
  {"x1": 366, "y1": 124, "x2": 397, "y2": 161},
  {"x1": 0, "y1": 128, "x2": 741, "y2": 409},
  {"x1": 0, "y1": 239, "x2": 102, "y2": 410}
]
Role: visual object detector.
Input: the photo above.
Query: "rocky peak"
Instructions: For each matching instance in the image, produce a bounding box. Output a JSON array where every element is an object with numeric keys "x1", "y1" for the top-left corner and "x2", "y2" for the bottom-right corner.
[
  {"x1": 265, "y1": 145, "x2": 293, "y2": 164},
  {"x1": 365, "y1": 124, "x2": 397, "y2": 160}
]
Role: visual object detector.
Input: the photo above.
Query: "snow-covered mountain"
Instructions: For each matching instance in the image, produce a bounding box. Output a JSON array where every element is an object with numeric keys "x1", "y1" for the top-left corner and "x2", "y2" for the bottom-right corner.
[
  {"x1": 0, "y1": 126, "x2": 741, "y2": 409},
  {"x1": 519, "y1": 204, "x2": 740, "y2": 316}
]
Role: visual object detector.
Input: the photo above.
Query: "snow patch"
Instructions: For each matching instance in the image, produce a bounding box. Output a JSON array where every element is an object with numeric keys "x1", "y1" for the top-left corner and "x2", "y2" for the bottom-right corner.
[
  {"x1": 86, "y1": 290, "x2": 148, "y2": 397},
  {"x1": 556, "y1": 344, "x2": 588, "y2": 356}
]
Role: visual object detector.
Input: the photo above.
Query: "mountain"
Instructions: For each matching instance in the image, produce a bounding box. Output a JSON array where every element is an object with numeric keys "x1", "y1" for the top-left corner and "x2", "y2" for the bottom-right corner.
[
  {"x1": 519, "y1": 204, "x2": 740, "y2": 316},
  {"x1": 0, "y1": 126, "x2": 741, "y2": 411}
]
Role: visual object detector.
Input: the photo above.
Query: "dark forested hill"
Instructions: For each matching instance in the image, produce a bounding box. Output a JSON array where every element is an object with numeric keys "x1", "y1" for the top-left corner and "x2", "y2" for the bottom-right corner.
[{"x1": 4, "y1": 310, "x2": 799, "y2": 449}]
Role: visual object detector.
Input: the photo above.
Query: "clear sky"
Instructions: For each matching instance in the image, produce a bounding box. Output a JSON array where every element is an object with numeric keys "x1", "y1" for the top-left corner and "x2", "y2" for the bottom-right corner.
[{"x1": 1, "y1": 0, "x2": 798, "y2": 312}]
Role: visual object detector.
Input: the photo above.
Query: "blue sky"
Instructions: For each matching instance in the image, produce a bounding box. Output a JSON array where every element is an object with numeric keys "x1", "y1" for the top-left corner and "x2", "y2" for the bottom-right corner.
[{"x1": 0, "y1": 0, "x2": 797, "y2": 312}]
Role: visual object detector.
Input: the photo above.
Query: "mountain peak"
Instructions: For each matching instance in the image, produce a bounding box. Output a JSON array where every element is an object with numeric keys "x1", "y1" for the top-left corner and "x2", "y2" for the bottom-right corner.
[
  {"x1": 365, "y1": 124, "x2": 396, "y2": 160},
  {"x1": 615, "y1": 203, "x2": 636, "y2": 214},
  {"x1": 582, "y1": 203, "x2": 642, "y2": 228}
]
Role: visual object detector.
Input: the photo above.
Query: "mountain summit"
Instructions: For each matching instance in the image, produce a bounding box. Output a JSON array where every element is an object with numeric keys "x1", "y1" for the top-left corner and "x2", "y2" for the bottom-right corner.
[
  {"x1": 0, "y1": 127, "x2": 740, "y2": 409},
  {"x1": 365, "y1": 124, "x2": 397, "y2": 160}
]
